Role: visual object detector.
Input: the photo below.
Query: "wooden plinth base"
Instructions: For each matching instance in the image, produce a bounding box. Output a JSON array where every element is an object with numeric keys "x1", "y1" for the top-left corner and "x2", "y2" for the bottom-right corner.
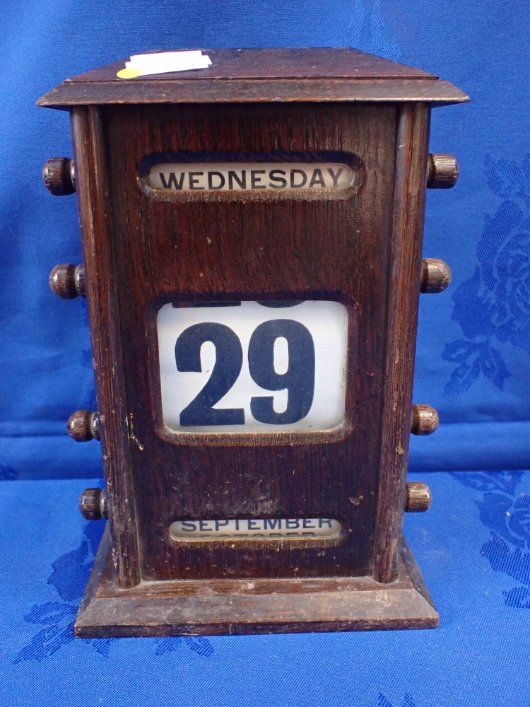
[{"x1": 75, "y1": 528, "x2": 438, "y2": 637}]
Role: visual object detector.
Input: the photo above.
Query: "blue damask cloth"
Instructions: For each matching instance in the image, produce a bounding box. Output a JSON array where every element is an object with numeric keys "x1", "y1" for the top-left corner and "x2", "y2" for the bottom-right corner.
[
  {"x1": 0, "y1": 471, "x2": 528, "y2": 706},
  {"x1": 0, "y1": 3, "x2": 528, "y2": 705}
]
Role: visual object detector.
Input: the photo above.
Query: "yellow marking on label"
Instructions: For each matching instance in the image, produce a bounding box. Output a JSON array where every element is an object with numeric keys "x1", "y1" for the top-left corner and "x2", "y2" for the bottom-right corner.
[{"x1": 116, "y1": 67, "x2": 142, "y2": 79}]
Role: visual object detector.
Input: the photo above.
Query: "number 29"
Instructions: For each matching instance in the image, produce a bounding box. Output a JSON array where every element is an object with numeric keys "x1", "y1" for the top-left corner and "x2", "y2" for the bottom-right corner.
[{"x1": 174, "y1": 319, "x2": 315, "y2": 427}]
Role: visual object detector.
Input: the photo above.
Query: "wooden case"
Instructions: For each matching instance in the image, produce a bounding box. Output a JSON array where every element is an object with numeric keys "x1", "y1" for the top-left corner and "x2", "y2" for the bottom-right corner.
[{"x1": 39, "y1": 48, "x2": 468, "y2": 636}]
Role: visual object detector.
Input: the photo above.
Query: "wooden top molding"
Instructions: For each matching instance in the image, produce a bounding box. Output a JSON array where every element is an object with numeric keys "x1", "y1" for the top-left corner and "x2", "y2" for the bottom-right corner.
[
  {"x1": 55, "y1": 48, "x2": 436, "y2": 82},
  {"x1": 38, "y1": 48, "x2": 469, "y2": 107}
]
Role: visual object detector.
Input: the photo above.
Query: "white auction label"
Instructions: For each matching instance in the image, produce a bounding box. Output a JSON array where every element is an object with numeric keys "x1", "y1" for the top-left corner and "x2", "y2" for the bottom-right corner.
[{"x1": 157, "y1": 300, "x2": 348, "y2": 433}]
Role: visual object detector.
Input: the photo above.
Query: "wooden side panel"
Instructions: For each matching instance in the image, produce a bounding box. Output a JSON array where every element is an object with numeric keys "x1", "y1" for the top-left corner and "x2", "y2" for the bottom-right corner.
[
  {"x1": 98, "y1": 103, "x2": 397, "y2": 581},
  {"x1": 71, "y1": 107, "x2": 141, "y2": 588},
  {"x1": 373, "y1": 103, "x2": 431, "y2": 582}
]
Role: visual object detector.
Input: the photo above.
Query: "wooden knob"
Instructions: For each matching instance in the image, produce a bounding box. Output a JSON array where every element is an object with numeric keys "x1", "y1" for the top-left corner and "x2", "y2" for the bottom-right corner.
[
  {"x1": 79, "y1": 488, "x2": 108, "y2": 520},
  {"x1": 67, "y1": 410, "x2": 100, "y2": 442},
  {"x1": 411, "y1": 404, "x2": 439, "y2": 435},
  {"x1": 420, "y1": 258, "x2": 452, "y2": 293},
  {"x1": 427, "y1": 154, "x2": 459, "y2": 189},
  {"x1": 42, "y1": 157, "x2": 76, "y2": 195},
  {"x1": 405, "y1": 482, "x2": 431, "y2": 512},
  {"x1": 49, "y1": 264, "x2": 86, "y2": 298}
]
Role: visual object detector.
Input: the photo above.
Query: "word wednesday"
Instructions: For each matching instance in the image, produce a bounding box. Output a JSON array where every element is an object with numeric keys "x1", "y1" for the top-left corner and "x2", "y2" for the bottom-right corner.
[
  {"x1": 169, "y1": 517, "x2": 341, "y2": 540},
  {"x1": 148, "y1": 161, "x2": 355, "y2": 192}
]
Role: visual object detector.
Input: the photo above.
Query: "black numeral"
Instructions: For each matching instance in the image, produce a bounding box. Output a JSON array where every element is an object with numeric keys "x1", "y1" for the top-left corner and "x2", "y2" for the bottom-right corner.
[
  {"x1": 175, "y1": 316, "x2": 316, "y2": 427},
  {"x1": 248, "y1": 319, "x2": 315, "y2": 424},
  {"x1": 175, "y1": 323, "x2": 245, "y2": 426}
]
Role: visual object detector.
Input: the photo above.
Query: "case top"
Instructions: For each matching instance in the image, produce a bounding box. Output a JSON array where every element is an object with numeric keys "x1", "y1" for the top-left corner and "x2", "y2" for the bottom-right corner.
[{"x1": 38, "y1": 47, "x2": 468, "y2": 108}]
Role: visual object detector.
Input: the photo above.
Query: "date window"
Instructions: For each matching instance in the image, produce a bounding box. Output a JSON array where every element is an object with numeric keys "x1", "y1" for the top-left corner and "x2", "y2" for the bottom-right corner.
[{"x1": 157, "y1": 300, "x2": 348, "y2": 433}]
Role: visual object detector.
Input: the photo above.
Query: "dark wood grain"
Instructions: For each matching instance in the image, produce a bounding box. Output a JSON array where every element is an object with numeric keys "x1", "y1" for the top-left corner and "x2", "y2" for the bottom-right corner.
[
  {"x1": 38, "y1": 48, "x2": 468, "y2": 108},
  {"x1": 71, "y1": 107, "x2": 141, "y2": 588},
  {"x1": 75, "y1": 527, "x2": 438, "y2": 636},
  {"x1": 39, "y1": 78, "x2": 468, "y2": 108},
  {"x1": 96, "y1": 102, "x2": 395, "y2": 581},
  {"x1": 68, "y1": 48, "x2": 436, "y2": 83},
  {"x1": 372, "y1": 103, "x2": 430, "y2": 583},
  {"x1": 40, "y1": 48, "x2": 468, "y2": 634}
]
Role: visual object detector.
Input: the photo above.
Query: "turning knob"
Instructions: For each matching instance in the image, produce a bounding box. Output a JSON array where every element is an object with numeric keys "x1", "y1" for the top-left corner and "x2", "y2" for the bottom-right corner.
[
  {"x1": 49, "y1": 264, "x2": 86, "y2": 298},
  {"x1": 411, "y1": 404, "x2": 439, "y2": 435},
  {"x1": 42, "y1": 157, "x2": 76, "y2": 195},
  {"x1": 427, "y1": 154, "x2": 459, "y2": 189},
  {"x1": 420, "y1": 258, "x2": 452, "y2": 293},
  {"x1": 79, "y1": 488, "x2": 108, "y2": 520},
  {"x1": 405, "y1": 482, "x2": 431, "y2": 512},
  {"x1": 67, "y1": 410, "x2": 100, "y2": 442}
]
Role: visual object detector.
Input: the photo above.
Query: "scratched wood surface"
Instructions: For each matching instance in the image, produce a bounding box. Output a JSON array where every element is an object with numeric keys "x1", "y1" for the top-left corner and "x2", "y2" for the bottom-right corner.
[
  {"x1": 38, "y1": 48, "x2": 469, "y2": 107},
  {"x1": 81, "y1": 102, "x2": 394, "y2": 581},
  {"x1": 68, "y1": 48, "x2": 435, "y2": 82},
  {"x1": 75, "y1": 527, "x2": 438, "y2": 636},
  {"x1": 41, "y1": 46, "x2": 464, "y2": 633}
]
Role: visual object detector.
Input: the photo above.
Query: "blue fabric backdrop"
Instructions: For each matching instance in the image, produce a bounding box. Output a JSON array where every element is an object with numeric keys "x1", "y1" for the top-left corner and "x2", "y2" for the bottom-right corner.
[
  {"x1": 0, "y1": 4, "x2": 529, "y2": 706},
  {"x1": 1, "y1": 471, "x2": 529, "y2": 706},
  {"x1": 0, "y1": 0, "x2": 529, "y2": 479}
]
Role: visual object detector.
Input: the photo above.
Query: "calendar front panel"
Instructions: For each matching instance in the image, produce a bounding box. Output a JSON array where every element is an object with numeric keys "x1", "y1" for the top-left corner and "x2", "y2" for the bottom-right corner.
[{"x1": 103, "y1": 102, "x2": 397, "y2": 580}]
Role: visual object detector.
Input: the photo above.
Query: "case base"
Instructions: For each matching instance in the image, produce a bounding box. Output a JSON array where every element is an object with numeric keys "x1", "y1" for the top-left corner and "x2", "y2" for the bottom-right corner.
[{"x1": 75, "y1": 527, "x2": 438, "y2": 637}]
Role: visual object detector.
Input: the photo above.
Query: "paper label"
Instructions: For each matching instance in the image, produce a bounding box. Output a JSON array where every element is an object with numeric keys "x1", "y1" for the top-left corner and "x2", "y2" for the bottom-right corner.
[
  {"x1": 148, "y1": 162, "x2": 355, "y2": 193},
  {"x1": 117, "y1": 50, "x2": 212, "y2": 79},
  {"x1": 169, "y1": 518, "x2": 341, "y2": 541}
]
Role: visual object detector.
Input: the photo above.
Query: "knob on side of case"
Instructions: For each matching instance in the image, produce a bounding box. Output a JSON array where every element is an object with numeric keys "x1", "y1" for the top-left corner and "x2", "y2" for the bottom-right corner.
[
  {"x1": 420, "y1": 258, "x2": 451, "y2": 293},
  {"x1": 49, "y1": 264, "x2": 86, "y2": 298},
  {"x1": 411, "y1": 405, "x2": 439, "y2": 435},
  {"x1": 42, "y1": 157, "x2": 76, "y2": 195},
  {"x1": 405, "y1": 482, "x2": 431, "y2": 512},
  {"x1": 79, "y1": 488, "x2": 108, "y2": 520},
  {"x1": 427, "y1": 153, "x2": 459, "y2": 189},
  {"x1": 67, "y1": 410, "x2": 100, "y2": 442}
]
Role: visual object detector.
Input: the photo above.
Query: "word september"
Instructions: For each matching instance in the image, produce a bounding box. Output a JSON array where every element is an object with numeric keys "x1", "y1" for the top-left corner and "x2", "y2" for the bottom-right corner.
[
  {"x1": 169, "y1": 517, "x2": 341, "y2": 540},
  {"x1": 149, "y1": 162, "x2": 354, "y2": 192}
]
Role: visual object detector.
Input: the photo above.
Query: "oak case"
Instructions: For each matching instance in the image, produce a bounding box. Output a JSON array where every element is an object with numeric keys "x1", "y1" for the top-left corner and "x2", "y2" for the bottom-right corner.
[{"x1": 39, "y1": 48, "x2": 468, "y2": 635}]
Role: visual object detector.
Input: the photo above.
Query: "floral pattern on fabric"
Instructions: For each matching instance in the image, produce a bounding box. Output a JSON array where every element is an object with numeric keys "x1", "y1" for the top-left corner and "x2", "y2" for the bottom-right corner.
[
  {"x1": 444, "y1": 155, "x2": 530, "y2": 393},
  {"x1": 451, "y1": 471, "x2": 530, "y2": 608},
  {"x1": 15, "y1": 520, "x2": 214, "y2": 661}
]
